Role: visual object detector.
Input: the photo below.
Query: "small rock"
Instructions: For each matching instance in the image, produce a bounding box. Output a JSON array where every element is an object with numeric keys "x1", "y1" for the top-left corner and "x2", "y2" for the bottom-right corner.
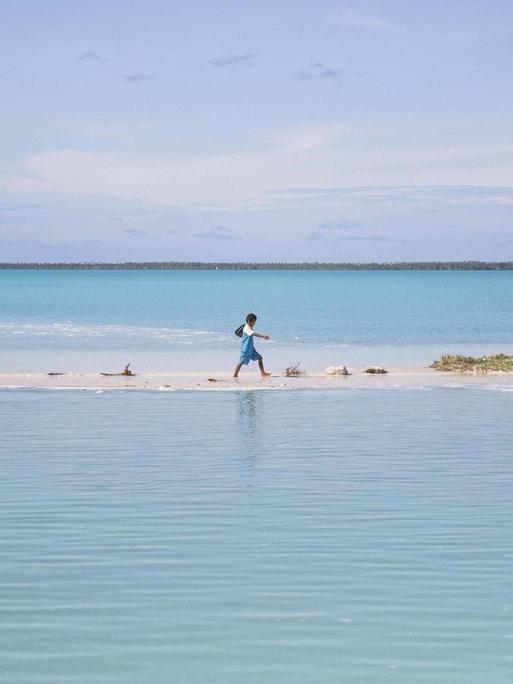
[{"x1": 325, "y1": 365, "x2": 350, "y2": 376}]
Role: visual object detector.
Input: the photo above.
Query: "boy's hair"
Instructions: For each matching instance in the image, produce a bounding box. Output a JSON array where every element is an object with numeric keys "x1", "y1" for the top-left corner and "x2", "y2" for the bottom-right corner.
[{"x1": 246, "y1": 313, "x2": 257, "y2": 323}]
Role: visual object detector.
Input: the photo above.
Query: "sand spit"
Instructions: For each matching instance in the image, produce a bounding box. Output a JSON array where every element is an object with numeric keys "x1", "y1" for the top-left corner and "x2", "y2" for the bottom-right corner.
[{"x1": 2, "y1": 368, "x2": 513, "y2": 391}]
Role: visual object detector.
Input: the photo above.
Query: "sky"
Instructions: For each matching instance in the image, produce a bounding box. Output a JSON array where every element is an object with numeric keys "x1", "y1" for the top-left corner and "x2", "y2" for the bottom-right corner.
[{"x1": 1, "y1": 0, "x2": 513, "y2": 262}]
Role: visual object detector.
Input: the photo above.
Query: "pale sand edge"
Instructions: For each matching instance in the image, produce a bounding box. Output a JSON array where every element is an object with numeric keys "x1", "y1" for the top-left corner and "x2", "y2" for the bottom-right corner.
[{"x1": 1, "y1": 367, "x2": 513, "y2": 391}]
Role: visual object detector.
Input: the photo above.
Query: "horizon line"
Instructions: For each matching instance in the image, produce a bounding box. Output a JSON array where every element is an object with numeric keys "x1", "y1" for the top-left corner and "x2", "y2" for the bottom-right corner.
[{"x1": 2, "y1": 260, "x2": 513, "y2": 271}]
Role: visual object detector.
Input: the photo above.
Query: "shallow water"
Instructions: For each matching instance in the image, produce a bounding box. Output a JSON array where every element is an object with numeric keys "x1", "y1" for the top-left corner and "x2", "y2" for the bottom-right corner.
[
  {"x1": 1, "y1": 270, "x2": 513, "y2": 370},
  {"x1": 2, "y1": 389, "x2": 513, "y2": 683}
]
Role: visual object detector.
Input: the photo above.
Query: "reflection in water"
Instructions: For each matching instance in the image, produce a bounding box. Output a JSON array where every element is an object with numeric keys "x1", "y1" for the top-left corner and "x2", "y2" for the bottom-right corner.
[
  {"x1": 237, "y1": 391, "x2": 261, "y2": 476},
  {"x1": 3, "y1": 390, "x2": 513, "y2": 683}
]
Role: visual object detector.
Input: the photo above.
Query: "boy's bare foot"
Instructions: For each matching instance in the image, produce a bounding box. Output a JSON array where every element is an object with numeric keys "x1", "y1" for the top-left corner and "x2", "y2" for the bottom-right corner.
[{"x1": 261, "y1": 371, "x2": 272, "y2": 377}]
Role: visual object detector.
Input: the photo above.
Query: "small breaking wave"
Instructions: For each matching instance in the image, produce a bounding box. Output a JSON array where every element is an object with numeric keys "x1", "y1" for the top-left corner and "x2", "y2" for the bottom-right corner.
[{"x1": 0, "y1": 322, "x2": 230, "y2": 346}]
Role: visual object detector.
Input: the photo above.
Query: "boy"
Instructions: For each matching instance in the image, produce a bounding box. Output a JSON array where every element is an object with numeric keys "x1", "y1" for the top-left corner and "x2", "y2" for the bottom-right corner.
[{"x1": 233, "y1": 313, "x2": 271, "y2": 378}]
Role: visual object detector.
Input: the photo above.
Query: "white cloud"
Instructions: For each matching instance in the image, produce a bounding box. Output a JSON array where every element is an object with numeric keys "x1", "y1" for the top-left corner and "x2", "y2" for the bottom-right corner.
[
  {"x1": 4, "y1": 123, "x2": 513, "y2": 211},
  {"x1": 2, "y1": 123, "x2": 359, "y2": 206},
  {"x1": 268, "y1": 122, "x2": 358, "y2": 151},
  {"x1": 332, "y1": 10, "x2": 402, "y2": 32},
  {"x1": 268, "y1": 185, "x2": 513, "y2": 213}
]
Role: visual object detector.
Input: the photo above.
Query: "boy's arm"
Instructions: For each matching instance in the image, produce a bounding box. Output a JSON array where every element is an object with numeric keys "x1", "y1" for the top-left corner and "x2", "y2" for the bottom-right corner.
[{"x1": 253, "y1": 332, "x2": 270, "y2": 340}]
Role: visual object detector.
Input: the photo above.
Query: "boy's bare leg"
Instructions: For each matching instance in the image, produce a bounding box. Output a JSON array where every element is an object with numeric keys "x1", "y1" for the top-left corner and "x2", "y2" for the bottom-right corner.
[
  {"x1": 233, "y1": 363, "x2": 243, "y2": 378},
  {"x1": 258, "y1": 358, "x2": 271, "y2": 377}
]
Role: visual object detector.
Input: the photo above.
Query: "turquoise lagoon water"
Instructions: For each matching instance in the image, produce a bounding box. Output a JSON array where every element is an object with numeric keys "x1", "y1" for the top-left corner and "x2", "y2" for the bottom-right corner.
[
  {"x1": 2, "y1": 388, "x2": 513, "y2": 683},
  {"x1": 2, "y1": 270, "x2": 513, "y2": 682},
  {"x1": 1, "y1": 269, "x2": 513, "y2": 370}
]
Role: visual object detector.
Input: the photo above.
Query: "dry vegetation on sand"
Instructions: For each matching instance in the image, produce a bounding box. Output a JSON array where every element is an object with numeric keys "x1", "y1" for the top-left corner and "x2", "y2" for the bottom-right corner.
[{"x1": 431, "y1": 353, "x2": 513, "y2": 372}]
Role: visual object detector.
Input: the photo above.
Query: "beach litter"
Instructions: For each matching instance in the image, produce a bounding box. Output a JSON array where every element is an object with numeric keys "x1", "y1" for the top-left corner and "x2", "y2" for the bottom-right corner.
[
  {"x1": 365, "y1": 366, "x2": 388, "y2": 374},
  {"x1": 325, "y1": 365, "x2": 350, "y2": 376},
  {"x1": 283, "y1": 362, "x2": 305, "y2": 377}
]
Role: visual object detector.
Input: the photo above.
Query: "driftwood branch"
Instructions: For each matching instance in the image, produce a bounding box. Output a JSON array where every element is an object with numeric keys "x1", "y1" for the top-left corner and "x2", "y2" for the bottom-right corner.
[
  {"x1": 100, "y1": 363, "x2": 135, "y2": 377},
  {"x1": 283, "y1": 362, "x2": 305, "y2": 377}
]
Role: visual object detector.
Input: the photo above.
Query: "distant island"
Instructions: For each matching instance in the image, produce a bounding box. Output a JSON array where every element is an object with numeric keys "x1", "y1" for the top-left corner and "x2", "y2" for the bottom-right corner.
[{"x1": 1, "y1": 261, "x2": 513, "y2": 270}]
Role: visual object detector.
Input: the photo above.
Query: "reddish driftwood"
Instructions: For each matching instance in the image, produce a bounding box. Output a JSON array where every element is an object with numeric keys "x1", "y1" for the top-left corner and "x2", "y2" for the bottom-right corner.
[{"x1": 100, "y1": 363, "x2": 135, "y2": 377}]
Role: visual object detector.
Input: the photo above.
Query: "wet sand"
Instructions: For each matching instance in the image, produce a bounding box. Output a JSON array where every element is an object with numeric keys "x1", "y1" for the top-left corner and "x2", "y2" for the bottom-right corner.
[{"x1": 1, "y1": 367, "x2": 513, "y2": 391}]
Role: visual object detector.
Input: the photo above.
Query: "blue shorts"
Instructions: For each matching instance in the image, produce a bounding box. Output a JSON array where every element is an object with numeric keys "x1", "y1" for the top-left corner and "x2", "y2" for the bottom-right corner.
[{"x1": 240, "y1": 347, "x2": 262, "y2": 365}]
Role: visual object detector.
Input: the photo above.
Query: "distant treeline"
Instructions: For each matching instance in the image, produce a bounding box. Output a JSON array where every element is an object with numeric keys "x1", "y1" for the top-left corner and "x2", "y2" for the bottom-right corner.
[{"x1": 1, "y1": 261, "x2": 513, "y2": 271}]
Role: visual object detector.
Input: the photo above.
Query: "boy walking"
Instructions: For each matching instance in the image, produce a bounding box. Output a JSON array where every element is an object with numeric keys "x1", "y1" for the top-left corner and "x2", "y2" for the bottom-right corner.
[{"x1": 233, "y1": 313, "x2": 271, "y2": 378}]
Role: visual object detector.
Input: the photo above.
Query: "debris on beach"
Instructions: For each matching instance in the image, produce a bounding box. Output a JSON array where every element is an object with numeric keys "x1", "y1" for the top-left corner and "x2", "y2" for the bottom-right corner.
[
  {"x1": 364, "y1": 366, "x2": 388, "y2": 374},
  {"x1": 208, "y1": 378, "x2": 218, "y2": 382},
  {"x1": 431, "y1": 353, "x2": 513, "y2": 373},
  {"x1": 100, "y1": 363, "x2": 135, "y2": 377},
  {"x1": 48, "y1": 372, "x2": 64, "y2": 376},
  {"x1": 284, "y1": 362, "x2": 305, "y2": 377},
  {"x1": 325, "y1": 365, "x2": 350, "y2": 376}
]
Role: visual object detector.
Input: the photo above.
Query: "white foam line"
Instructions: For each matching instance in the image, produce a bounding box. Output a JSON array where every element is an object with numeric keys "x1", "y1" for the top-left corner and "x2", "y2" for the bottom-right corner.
[{"x1": 0, "y1": 321, "x2": 229, "y2": 343}]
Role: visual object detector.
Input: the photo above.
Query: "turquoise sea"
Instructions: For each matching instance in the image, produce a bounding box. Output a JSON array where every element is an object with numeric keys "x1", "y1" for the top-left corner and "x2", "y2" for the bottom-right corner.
[
  {"x1": 1, "y1": 269, "x2": 513, "y2": 370},
  {"x1": 2, "y1": 270, "x2": 513, "y2": 682}
]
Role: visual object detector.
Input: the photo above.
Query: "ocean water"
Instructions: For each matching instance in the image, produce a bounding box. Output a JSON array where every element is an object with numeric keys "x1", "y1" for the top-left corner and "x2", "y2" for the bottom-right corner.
[
  {"x1": 2, "y1": 388, "x2": 513, "y2": 683},
  {"x1": 2, "y1": 270, "x2": 513, "y2": 681},
  {"x1": 1, "y1": 269, "x2": 513, "y2": 370}
]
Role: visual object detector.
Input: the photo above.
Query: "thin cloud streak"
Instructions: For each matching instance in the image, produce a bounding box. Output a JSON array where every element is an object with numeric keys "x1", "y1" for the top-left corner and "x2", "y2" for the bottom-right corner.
[
  {"x1": 193, "y1": 226, "x2": 241, "y2": 241},
  {"x1": 299, "y1": 60, "x2": 344, "y2": 81},
  {"x1": 210, "y1": 54, "x2": 256, "y2": 68},
  {"x1": 124, "y1": 74, "x2": 154, "y2": 82},
  {"x1": 318, "y1": 220, "x2": 360, "y2": 230},
  {"x1": 122, "y1": 228, "x2": 147, "y2": 237},
  {"x1": 337, "y1": 235, "x2": 407, "y2": 243},
  {"x1": 78, "y1": 51, "x2": 101, "y2": 61}
]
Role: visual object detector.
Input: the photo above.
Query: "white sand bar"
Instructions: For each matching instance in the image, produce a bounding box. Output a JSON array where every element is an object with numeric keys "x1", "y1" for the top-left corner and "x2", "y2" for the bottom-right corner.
[{"x1": 2, "y1": 368, "x2": 513, "y2": 391}]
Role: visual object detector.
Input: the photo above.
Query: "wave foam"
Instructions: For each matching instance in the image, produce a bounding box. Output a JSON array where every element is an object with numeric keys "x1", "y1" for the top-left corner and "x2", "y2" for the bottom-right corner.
[{"x1": 0, "y1": 322, "x2": 229, "y2": 345}]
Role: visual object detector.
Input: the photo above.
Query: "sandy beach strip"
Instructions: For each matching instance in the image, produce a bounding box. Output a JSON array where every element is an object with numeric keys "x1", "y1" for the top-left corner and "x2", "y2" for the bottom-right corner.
[{"x1": 1, "y1": 368, "x2": 513, "y2": 391}]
